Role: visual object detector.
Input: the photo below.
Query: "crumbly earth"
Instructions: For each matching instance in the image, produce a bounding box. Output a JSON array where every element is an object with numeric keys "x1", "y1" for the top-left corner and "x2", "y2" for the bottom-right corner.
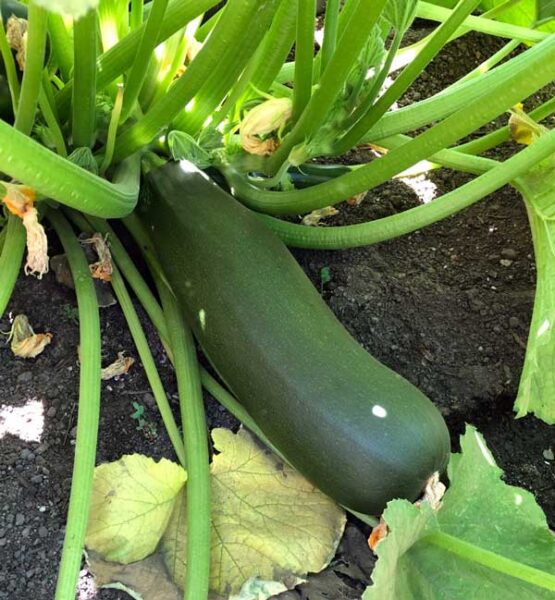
[{"x1": 1, "y1": 27, "x2": 554, "y2": 600}]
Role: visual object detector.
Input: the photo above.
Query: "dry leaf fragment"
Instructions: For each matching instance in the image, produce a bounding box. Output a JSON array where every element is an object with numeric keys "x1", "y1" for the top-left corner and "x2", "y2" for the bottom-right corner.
[
  {"x1": 7, "y1": 314, "x2": 52, "y2": 359},
  {"x1": 2, "y1": 184, "x2": 49, "y2": 278},
  {"x1": 368, "y1": 520, "x2": 388, "y2": 551},
  {"x1": 301, "y1": 206, "x2": 339, "y2": 226},
  {"x1": 240, "y1": 97, "x2": 292, "y2": 156},
  {"x1": 346, "y1": 192, "x2": 366, "y2": 206},
  {"x1": 418, "y1": 472, "x2": 446, "y2": 511},
  {"x1": 101, "y1": 352, "x2": 134, "y2": 380},
  {"x1": 6, "y1": 16, "x2": 27, "y2": 71},
  {"x1": 81, "y1": 233, "x2": 113, "y2": 281}
]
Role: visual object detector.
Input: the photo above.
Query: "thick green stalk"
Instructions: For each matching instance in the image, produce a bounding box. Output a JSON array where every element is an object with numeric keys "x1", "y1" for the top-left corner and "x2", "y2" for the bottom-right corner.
[
  {"x1": 416, "y1": 1, "x2": 547, "y2": 42},
  {"x1": 320, "y1": 0, "x2": 340, "y2": 77},
  {"x1": 292, "y1": 0, "x2": 316, "y2": 122},
  {"x1": 258, "y1": 128, "x2": 555, "y2": 249},
  {"x1": 130, "y1": 0, "x2": 143, "y2": 29},
  {"x1": 172, "y1": 0, "x2": 279, "y2": 137},
  {"x1": 0, "y1": 215, "x2": 25, "y2": 319},
  {"x1": 265, "y1": 0, "x2": 388, "y2": 174},
  {"x1": 114, "y1": 0, "x2": 274, "y2": 160},
  {"x1": 249, "y1": 0, "x2": 297, "y2": 93},
  {"x1": 55, "y1": 0, "x2": 220, "y2": 117},
  {"x1": 228, "y1": 35, "x2": 555, "y2": 215},
  {"x1": 213, "y1": 0, "x2": 297, "y2": 126},
  {"x1": 0, "y1": 17, "x2": 19, "y2": 112},
  {"x1": 47, "y1": 14, "x2": 73, "y2": 81},
  {"x1": 426, "y1": 532, "x2": 555, "y2": 591},
  {"x1": 363, "y1": 38, "x2": 555, "y2": 142},
  {"x1": 160, "y1": 286, "x2": 211, "y2": 600},
  {"x1": 14, "y1": 3, "x2": 47, "y2": 135},
  {"x1": 72, "y1": 9, "x2": 97, "y2": 148},
  {"x1": 120, "y1": 0, "x2": 169, "y2": 122},
  {"x1": 49, "y1": 209, "x2": 101, "y2": 600},
  {"x1": 335, "y1": 0, "x2": 481, "y2": 154},
  {"x1": 0, "y1": 122, "x2": 140, "y2": 216}
]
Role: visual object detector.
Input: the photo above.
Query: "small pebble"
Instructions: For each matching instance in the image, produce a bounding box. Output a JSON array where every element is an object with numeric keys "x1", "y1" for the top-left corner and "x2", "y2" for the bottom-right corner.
[
  {"x1": 38, "y1": 527, "x2": 48, "y2": 538},
  {"x1": 500, "y1": 259, "x2": 513, "y2": 267},
  {"x1": 20, "y1": 449, "x2": 34, "y2": 461},
  {"x1": 543, "y1": 448, "x2": 554, "y2": 461},
  {"x1": 16, "y1": 371, "x2": 33, "y2": 384},
  {"x1": 501, "y1": 248, "x2": 517, "y2": 259},
  {"x1": 46, "y1": 406, "x2": 57, "y2": 418},
  {"x1": 143, "y1": 393, "x2": 156, "y2": 408},
  {"x1": 15, "y1": 514, "x2": 25, "y2": 526}
]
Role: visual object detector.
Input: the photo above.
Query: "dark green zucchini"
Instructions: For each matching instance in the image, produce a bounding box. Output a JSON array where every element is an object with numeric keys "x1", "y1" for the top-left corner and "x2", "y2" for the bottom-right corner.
[{"x1": 139, "y1": 161, "x2": 450, "y2": 514}]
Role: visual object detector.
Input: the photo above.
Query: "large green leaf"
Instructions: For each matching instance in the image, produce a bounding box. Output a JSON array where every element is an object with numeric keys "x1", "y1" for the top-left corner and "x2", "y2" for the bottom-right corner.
[
  {"x1": 32, "y1": 0, "x2": 99, "y2": 18},
  {"x1": 364, "y1": 426, "x2": 555, "y2": 599}
]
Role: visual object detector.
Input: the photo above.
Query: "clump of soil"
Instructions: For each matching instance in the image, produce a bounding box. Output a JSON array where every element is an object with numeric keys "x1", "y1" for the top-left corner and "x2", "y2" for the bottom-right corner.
[{"x1": 1, "y1": 27, "x2": 554, "y2": 600}]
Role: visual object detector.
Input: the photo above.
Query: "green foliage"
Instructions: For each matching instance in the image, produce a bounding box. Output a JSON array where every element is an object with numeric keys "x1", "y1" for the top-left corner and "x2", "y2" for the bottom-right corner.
[{"x1": 364, "y1": 426, "x2": 555, "y2": 599}]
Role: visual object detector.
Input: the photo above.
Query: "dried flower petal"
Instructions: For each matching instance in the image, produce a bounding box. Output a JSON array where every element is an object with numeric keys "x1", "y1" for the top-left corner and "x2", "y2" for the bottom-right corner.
[
  {"x1": 2, "y1": 184, "x2": 49, "y2": 279},
  {"x1": 6, "y1": 16, "x2": 27, "y2": 71},
  {"x1": 81, "y1": 233, "x2": 113, "y2": 282},
  {"x1": 301, "y1": 206, "x2": 339, "y2": 226},
  {"x1": 101, "y1": 352, "x2": 134, "y2": 380},
  {"x1": 240, "y1": 98, "x2": 292, "y2": 156},
  {"x1": 7, "y1": 314, "x2": 52, "y2": 359}
]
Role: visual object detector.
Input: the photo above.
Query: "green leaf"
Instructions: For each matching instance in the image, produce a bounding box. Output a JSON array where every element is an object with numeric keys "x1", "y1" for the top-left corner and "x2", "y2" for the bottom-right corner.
[
  {"x1": 383, "y1": 0, "x2": 418, "y2": 32},
  {"x1": 364, "y1": 426, "x2": 555, "y2": 599},
  {"x1": 67, "y1": 147, "x2": 99, "y2": 175},
  {"x1": 162, "y1": 428, "x2": 346, "y2": 596},
  {"x1": 167, "y1": 131, "x2": 213, "y2": 169},
  {"x1": 537, "y1": 0, "x2": 555, "y2": 23},
  {"x1": 32, "y1": 0, "x2": 99, "y2": 19},
  {"x1": 86, "y1": 454, "x2": 186, "y2": 563},
  {"x1": 512, "y1": 169, "x2": 555, "y2": 423},
  {"x1": 479, "y1": 0, "x2": 535, "y2": 27}
]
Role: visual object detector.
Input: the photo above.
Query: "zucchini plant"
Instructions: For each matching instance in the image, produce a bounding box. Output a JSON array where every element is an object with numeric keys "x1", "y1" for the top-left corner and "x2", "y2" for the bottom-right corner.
[{"x1": 1, "y1": 0, "x2": 555, "y2": 597}]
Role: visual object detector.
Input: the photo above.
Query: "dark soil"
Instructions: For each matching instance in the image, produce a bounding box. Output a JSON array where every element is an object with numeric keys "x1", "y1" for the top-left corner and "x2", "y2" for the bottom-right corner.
[{"x1": 1, "y1": 28, "x2": 554, "y2": 600}]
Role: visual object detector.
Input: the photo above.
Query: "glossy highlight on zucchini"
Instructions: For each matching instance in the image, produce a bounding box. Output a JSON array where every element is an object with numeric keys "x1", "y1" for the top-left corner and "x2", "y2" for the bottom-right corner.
[{"x1": 139, "y1": 160, "x2": 451, "y2": 515}]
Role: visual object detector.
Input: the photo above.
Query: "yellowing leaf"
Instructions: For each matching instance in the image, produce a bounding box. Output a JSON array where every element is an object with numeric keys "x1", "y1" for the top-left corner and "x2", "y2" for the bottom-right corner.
[
  {"x1": 86, "y1": 454, "x2": 186, "y2": 563},
  {"x1": 162, "y1": 428, "x2": 345, "y2": 596}
]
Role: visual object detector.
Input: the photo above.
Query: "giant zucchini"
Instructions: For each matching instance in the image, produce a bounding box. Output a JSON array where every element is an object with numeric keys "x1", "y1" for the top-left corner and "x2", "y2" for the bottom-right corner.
[{"x1": 139, "y1": 161, "x2": 450, "y2": 514}]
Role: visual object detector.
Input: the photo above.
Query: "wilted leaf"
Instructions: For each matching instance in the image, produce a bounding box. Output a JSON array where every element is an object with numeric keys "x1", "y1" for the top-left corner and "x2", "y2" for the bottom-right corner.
[
  {"x1": 364, "y1": 426, "x2": 555, "y2": 599},
  {"x1": 87, "y1": 550, "x2": 181, "y2": 600},
  {"x1": 162, "y1": 428, "x2": 345, "y2": 596},
  {"x1": 8, "y1": 314, "x2": 52, "y2": 359},
  {"x1": 86, "y1": 454, "x2": 186, "y2": 563},
  {"x1": 230, "y1": 576, "x2": 304, "y2": 600}
]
